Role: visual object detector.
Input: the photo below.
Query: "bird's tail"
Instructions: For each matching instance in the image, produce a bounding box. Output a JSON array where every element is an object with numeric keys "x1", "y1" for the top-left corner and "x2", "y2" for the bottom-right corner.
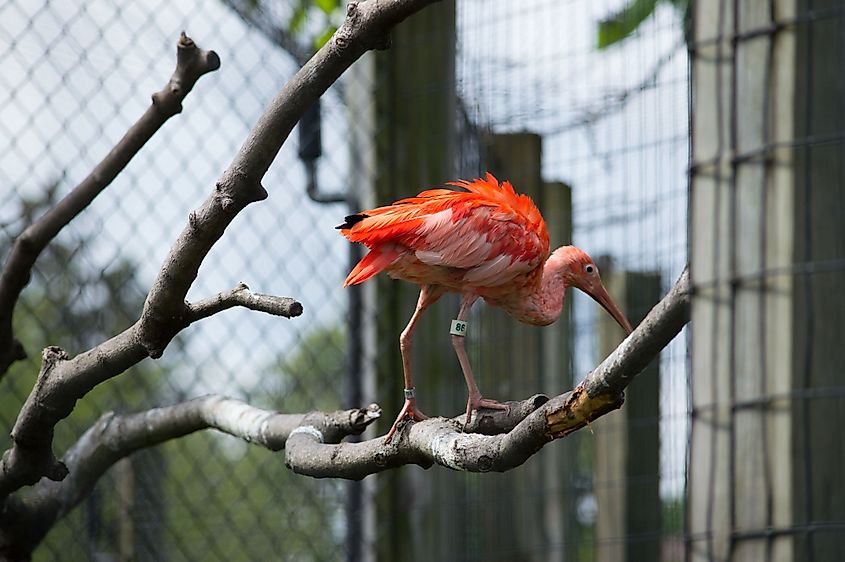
[{"x1": 344, "y1": 247, "x2": 401, "y2": 287}]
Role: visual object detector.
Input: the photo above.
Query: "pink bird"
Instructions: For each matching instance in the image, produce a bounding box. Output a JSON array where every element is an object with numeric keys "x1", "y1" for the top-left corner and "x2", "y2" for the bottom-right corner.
[{"x1": 338, "y1": 174, "x2": 633, "y2": 442}]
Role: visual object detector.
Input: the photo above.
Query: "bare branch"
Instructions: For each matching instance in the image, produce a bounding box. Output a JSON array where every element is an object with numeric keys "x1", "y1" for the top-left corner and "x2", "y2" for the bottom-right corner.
[
  {"x1": 0, "y1": 0, "x2": 441, "y2": 500},
  {"x1": 0, "y1": 266, "x2": 686, "y2": 553},
  {"x1": 137, "y1": 0, "x2": 441, "y2": 358},
  {"x1": 0, "y1": 33, "x2": 220, "y2": 377},
  {"x1": 285, "y1": 267, "x2": 690, "y2": 479},
  {"x1": 0, "y1": 394, "x2": 543, "y2": 554},
  {"x1": 548, "y1": 266, "x2": 691, "y2": 437},
  {"x1": 186, "y1": 282, "x2": 304, "y2": 322},
  {"x1": 0, "y1": 336, "x2": 143, "y2": 497},
  {"x1": 0, "y1": 284, "x2": 305, "y2": 498},
  {"x1": 0, "y1": 396, "x2": 381, "y2": 556}
]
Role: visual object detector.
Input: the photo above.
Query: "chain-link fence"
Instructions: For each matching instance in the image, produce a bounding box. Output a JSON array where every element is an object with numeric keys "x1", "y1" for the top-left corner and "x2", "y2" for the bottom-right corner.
[
  {"x1": 1, "y1": 1, "x2": 353, "y2": 559},
  {"x1": 1, "y1": 1, "x2": 691, "y2": 560},
  {"x1": 688, "y1": 1, "x2": 845, "y2": 559}
]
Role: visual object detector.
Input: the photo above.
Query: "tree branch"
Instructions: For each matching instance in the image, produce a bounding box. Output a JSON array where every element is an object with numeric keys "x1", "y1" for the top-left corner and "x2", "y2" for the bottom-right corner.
[
  {"x1": 0, "y1": 33, "x2": 220, "y2": 377},
  {"x1": 285, "y1": 267, "x2": 690, "y2": 479},
  {"x1": 186, "y1": 282, "x2": 304, "y2": 322},
  {"x1": 0, "y1": 266, "x2": 686, "y2": 554},
  {"x1": 0, "y1": 393, "x2": 541, "y2": 556},
  {"x1": 136, "y1": 0, "x2": 440, "y2": 357},
  {"x1": 0, "y1": 0, "x2": 441, "y2": 500},
  {"x1": 0, "y1": 396, "x2": 381, "y2": 556},
  {"x1": 0, "y1": 284, "x2": 301, "y2": 499}
]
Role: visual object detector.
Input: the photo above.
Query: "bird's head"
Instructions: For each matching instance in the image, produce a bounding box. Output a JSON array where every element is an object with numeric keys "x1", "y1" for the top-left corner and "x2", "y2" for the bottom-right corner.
[{"x1": 549, "y1": 246, "x2": 634, "y2": 335}]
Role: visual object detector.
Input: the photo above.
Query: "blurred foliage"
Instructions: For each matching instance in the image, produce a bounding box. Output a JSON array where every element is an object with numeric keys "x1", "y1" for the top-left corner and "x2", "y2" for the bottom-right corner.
[
  {"x1": 0, "y1": 179, "x2": 171, "y2": 560},
  {"x1": 154, "y1": 325, "x2": 348, "y2": 561},
  {"x1": 290, "y1": 0, "x2": 343, "y2": 50},
  {"x1": 662, "y1": 496, "x2": 685, "y2": 534},
  {"x1": 0, "y1": 178, "x2": 164, "y2": 454},
  {"x1": 268, "y1": 325, "x2": 345, "y2": 412},
  {"x1": 221, "y1": 0, "x2": 343, "y2": 60},
  {"x1": 597, "y1": 0, "x2": 689, "y2": 49},
  {"x1": 159, "y1": 431, "x2": 346, "y2": 561},
  {"x1": 3, "y1": 181, "x2": 348, "y2": 560}
]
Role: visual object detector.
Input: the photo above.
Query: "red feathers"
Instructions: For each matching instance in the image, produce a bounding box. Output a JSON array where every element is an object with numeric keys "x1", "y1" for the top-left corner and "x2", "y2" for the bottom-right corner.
[
  {"x1": 343, "y1": 246, "x2": 402, "y2": 287},
  {"x1": 339, "y1": 173, "x2": 550, "y2": 292},
  {"x1": 338, "y1": 175, "x2": 634, "y2": 442}
]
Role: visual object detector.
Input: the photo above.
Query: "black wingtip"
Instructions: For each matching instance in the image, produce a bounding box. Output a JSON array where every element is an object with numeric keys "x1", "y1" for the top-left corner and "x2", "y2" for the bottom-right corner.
[{"x1": 336, "y1": 213, "x2": 368, "y2": 230}]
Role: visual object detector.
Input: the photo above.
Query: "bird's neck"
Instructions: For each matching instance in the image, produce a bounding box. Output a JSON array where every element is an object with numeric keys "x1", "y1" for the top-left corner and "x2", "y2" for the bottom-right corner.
[
  {"x1": 497, "y1": 259, "x2": 568, "y2": 326},
  {"x1": 533, "y1": 262, "x2": 569, "y2": 325}
]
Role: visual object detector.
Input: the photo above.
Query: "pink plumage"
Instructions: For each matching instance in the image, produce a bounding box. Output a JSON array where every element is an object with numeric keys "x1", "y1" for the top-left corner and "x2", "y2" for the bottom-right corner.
[
  {"x1": 339, "y1": 174, "x2": 633, "y2": 441},
  {"x1": 339, "y1": 173, "x2": 548, "y2": 290}
]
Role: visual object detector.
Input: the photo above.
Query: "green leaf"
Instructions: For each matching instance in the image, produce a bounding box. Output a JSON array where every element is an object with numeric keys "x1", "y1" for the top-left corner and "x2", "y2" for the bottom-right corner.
[
  {"x1": 315, "y1": 0, "x2": 338, "y2": 15},
  {"x1": 313, "y1": 25, "x2": 337, "y2": 50},
  {"x1": 289, "y1": 4, "x2": 309, "y2": 36},
  {"x1": 597, "y1": 0, "x2": 660, "y2": 49}
]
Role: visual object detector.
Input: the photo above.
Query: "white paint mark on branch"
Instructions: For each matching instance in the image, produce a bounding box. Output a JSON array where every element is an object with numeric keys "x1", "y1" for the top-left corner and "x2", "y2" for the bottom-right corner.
[
  {"x1": 428, "y1": 429, "x2": 487, "y2": 470},
  {"x1": 289, "y1": 425, "x2": 324, "y2": 443}
]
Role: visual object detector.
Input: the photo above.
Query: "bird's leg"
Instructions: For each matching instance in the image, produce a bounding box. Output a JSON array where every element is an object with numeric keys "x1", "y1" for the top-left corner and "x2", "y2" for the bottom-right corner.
[
  {"x1": 384, "y1": 285, "x2": 443, "y2": 443},
  {"x1": 451, "y1": 294, "x2": 509, "y2": 428}
]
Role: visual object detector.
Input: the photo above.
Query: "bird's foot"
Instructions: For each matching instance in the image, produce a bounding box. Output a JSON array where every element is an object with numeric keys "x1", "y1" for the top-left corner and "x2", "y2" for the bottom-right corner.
[
  {"x1": 464, "y1": 394, "x2": 510, "y2": 428},
  {"x1": 384, "y1": 399, "x2": 428, "y2": 443}
]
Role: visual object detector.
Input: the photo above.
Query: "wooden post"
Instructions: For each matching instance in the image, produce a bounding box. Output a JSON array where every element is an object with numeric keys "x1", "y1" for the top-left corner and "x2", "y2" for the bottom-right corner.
[
  {"x1": 473, "y1": 133, "x2": 543, "y2": 561},
  {"x1": 478, "y1": 133, "x2": 545, "y2": 409},
  {"x1": 790, "y1": 2, "x2": 845, "y2": 559},
  {"x1": 368, "y1": 42, "x2": 577, "y2": 556},
  {"x1": 593, "y1": 269, "x2": 661, "y2": 562},
  {"x1": 541, "y1": 181, "x2": 574, "y2": 562},
  {"x1": 463, "y1": 134, "x2": 574, "y2": 561},
  {"x1": 371, "y1": 4, "x2": 457, "y2": 561},
  {"x1": 689, "y1": 0, "x2": 845, "y2": 560}
]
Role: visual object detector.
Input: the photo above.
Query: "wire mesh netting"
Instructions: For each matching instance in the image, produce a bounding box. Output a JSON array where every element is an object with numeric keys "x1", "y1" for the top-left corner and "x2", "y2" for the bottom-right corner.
[
  {"x1": 688, "y1": 1, "x2": 845, "y2": 559},
  {"x1": 0, "y1": 0, "x2": 695, "y2": 560},
  {"x1": 1, "y1": 1, "x2": 353, "y2": 559}
]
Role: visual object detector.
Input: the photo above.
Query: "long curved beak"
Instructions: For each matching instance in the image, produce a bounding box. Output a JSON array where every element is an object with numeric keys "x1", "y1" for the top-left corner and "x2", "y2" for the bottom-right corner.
[{"x1": 586, "y1": 283, "x2": 633, "y2": 335}]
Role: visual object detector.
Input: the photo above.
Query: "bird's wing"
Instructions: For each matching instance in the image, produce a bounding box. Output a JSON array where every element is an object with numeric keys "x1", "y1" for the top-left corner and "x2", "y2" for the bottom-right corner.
[
  {"x1": 340, "y1": 174, "x2": 549, "y2": 288},
  {"x1": 409, "y1": 203, "x2": 548, "y2": 287}
]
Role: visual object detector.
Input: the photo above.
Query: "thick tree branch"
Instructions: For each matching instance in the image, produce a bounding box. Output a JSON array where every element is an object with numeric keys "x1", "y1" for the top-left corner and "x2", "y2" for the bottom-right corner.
[
  {"x1": 0, "y1": 285, "x2": 304, "y2": 498},
  {"x1": 0, "y1": 392, "x2": 539, "y2": 556},
  {"x1": 0, "y1": 396, "x2": 381, "y2": 557},
  {"x1": 186, "y1": 282, "x2": 304, "y2": 322},
  {"x1": 0, "y1": 265, "x2": 686, "y2": 554},
  {"x1": 546, "y1": 266, "x2": 691, "y2": 437},
  {"x1": 0, "y1": 33, "x2": 219, "y2": 377},
  {"x1": 0, "y1": 0, "x2": 438, "y2": 500},
  {"x1": 0, "y1": 336, "x2": 146, "y2": 497},
  {"x1": 0, "y1": 393, "x2": 543, "y2": 556},
  {"x1": 285, "y1": 267, "x2": 690, "y2": 479}
]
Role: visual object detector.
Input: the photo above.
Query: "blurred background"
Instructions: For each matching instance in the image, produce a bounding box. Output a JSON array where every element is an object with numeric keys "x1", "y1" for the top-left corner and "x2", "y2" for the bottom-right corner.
[{"x1": 0, "y1": 0, "x2": 842, "y2": 560}]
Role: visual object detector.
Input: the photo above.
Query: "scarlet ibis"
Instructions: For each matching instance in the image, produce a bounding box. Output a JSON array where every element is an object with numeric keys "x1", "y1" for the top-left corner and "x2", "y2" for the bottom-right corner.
[{"x1": 338, "y1": 173, "x2": 633, "y2": 442}]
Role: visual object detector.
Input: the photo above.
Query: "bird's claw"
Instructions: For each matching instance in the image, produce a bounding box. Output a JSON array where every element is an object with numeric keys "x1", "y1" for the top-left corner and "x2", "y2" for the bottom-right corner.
[
  {"x1": 384, "y1": 398, "x2": 428, "y2": 444},
  {"x1": 463, "y1": 395, "x2": 510, "y2": 428}
]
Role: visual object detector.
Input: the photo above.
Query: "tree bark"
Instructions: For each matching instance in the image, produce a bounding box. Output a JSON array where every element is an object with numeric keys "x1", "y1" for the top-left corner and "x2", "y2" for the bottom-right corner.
[
  {"x1": 0, "y1": 0, "x2": 440, "y2": 503},
  {"x1": 0, "y1": 33, "x2": 220, "y2": 377}
]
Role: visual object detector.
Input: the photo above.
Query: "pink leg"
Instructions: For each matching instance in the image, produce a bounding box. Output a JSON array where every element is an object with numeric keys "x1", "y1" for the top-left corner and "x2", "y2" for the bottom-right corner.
[
  {"x1": 451, "y1": 294, "x2": 509, "y2": 427},
  {"x1": 384, "y1": 285, "x2": 444, "y2": 443}
]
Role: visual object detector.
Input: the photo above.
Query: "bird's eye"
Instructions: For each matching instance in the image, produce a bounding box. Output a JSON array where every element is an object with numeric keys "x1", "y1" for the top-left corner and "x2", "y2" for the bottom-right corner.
[{"x1": 585, "y1": 264, "x2": 595, "y2": 274}]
